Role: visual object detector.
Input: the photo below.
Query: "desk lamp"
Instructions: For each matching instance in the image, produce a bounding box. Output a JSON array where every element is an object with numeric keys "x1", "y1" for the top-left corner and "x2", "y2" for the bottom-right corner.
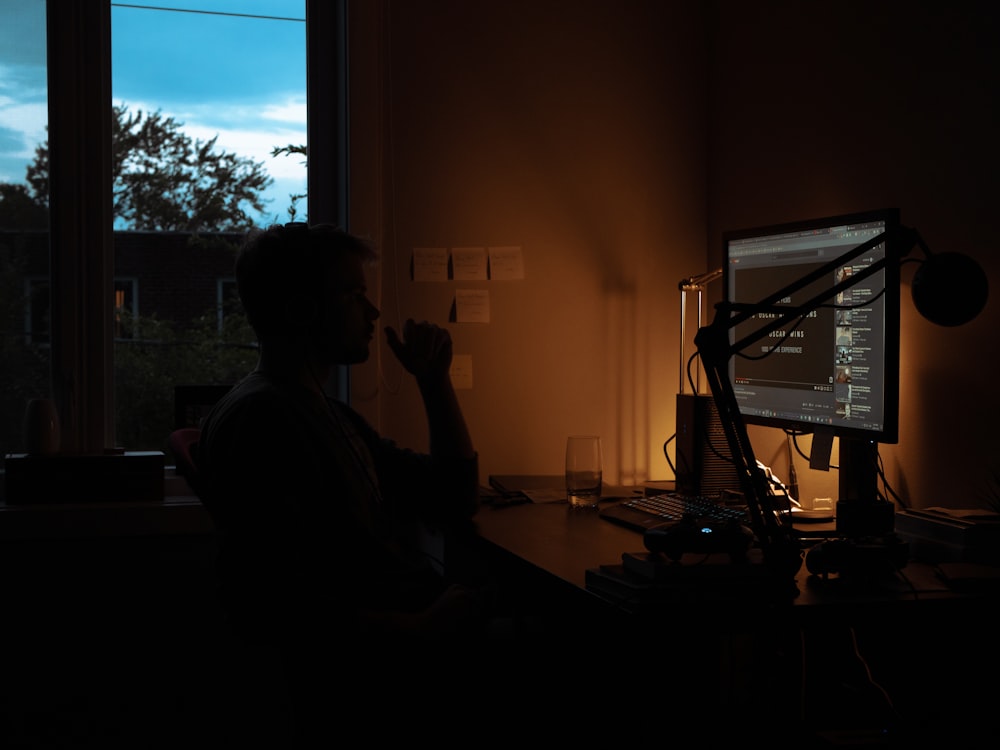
[{"x1": 694, "y1": 222, "x2": 988, "y2": 581}]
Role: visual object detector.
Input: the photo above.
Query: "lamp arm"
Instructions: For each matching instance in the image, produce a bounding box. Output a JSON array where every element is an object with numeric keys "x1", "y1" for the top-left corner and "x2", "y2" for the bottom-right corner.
[{"x1": 678, "y1": 267, "x2": 723, "y2": 291}]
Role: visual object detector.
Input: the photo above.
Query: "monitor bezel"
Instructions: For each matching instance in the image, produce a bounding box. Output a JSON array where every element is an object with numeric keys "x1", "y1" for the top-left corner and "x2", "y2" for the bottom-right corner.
[{"x1": 721, "y1": 207, "x2": 901, "y2": 446}]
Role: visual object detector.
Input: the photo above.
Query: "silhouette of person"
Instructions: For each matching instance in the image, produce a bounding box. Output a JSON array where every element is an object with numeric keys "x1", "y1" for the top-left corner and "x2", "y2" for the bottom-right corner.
[{"x1": 195, "y1": 223, "x2": 489, "y2": 739}]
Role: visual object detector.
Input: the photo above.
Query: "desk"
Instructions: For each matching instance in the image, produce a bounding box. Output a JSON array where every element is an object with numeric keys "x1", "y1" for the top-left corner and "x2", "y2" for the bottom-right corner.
[
  {"x1": 466, "y1": 497, "x2": 1000, "y2": 743},
  {"x1": 471, "y1": 499, "x2": 973, "y2": 615}
]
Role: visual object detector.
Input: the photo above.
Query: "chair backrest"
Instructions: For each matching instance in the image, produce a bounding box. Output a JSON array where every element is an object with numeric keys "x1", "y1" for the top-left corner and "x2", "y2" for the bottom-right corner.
[
  {"x1": 174, "y1": 385, "x2": 232, "y2": 429},
  {"x1": 169, "y1": 427, "x2": 204, "y2": 497}
]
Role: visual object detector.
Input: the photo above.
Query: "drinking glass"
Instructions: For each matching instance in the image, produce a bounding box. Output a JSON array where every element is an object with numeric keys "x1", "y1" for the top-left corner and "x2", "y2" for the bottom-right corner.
[{"x1": 565, "y1": 435, "x2": 602, "y2": 508}]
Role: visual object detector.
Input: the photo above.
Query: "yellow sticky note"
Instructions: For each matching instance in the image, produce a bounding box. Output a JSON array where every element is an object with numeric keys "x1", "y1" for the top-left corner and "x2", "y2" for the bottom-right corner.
[
  {"x1": 450, "y1": 354, "x2": 473, "y2": 389},
  {"x1": 455, "y1": 288, "x2": 490, "y2": 323}
]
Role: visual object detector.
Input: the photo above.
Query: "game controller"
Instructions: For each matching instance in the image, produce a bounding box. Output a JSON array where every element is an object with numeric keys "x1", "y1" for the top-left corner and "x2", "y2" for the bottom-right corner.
[{"x1": 643, "y1": 515, "x2": 754, "y2": 561}]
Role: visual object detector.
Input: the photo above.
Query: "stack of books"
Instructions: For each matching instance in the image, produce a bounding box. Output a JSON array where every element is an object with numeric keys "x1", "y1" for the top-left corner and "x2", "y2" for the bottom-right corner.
[{"x1": 585, "y1": 549, "x2": 780, "y2": 614}]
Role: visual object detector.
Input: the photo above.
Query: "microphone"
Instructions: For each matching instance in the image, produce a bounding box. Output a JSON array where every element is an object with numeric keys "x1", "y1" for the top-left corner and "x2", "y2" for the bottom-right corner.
[{"x1": 910, "y1": 251, "x2": 989, "y2": 327}]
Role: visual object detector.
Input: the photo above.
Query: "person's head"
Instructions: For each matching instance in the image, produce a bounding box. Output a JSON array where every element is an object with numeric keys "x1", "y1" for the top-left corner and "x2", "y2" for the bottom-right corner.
[{"x1": 236, "y1": 222, "x2": 380, "y2": 365}]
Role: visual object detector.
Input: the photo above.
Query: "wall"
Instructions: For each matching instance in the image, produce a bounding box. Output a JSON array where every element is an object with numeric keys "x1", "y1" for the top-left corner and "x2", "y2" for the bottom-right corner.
[
  {"x1": 707, "y1": 0, "x2": 1000, "y2": 510},
  {"x1": 347, "y1": 0, "x2": 998, "y2": 512},
  {"x1": 348, "y1": 0, "x2": 709, "y2": 487}
]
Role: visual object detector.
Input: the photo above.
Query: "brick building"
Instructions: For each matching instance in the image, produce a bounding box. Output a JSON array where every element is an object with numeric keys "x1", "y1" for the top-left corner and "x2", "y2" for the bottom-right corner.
[
  {"x1": 2, "y1": 230, "x2": 243, "y2": 341},
  {"x1": 114, "y1": 232, "x2": 242, "y2": 330}
]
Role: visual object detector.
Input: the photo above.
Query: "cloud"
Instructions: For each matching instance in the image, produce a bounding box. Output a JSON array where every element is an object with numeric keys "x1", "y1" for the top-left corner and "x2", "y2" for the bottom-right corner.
[
  {"x1": 121, "y1": 96, "x2": 307, "y2": 180},
  {"x1": 0, "y1": 98, "x2": 48, "y2": 167},
  {"x1": 260, "y1": 99, "x2": 308, "y2": 125},
  {"x1": 120, "y1": 95, "x2": 308, "y2": 225}
]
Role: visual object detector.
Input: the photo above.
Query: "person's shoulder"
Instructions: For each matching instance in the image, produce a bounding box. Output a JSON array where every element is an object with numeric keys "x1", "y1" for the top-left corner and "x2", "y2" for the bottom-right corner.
[
  {"x1": 201, "y1": 374, "x2": 293, "y2": 435},
  {"x1": 330, "y1": 398, "x2": 382, "y2": 439}
]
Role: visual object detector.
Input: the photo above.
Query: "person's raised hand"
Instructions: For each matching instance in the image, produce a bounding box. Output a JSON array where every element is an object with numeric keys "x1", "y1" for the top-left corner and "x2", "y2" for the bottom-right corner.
[{"x1": 384, "y1": 318, "x2": 453, "y2": 382}]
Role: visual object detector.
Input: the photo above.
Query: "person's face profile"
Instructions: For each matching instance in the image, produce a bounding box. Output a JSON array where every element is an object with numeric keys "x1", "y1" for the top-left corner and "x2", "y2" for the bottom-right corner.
[{"x1": 308, "y1": 252, "x2": 379, "y2": 366}]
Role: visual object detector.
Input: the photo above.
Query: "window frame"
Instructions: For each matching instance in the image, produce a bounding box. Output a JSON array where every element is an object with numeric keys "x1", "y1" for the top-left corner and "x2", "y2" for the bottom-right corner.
[
  {"x1": 216, "y1": 277, "x2": 237, "y2": 334},
  {"x1": 24, "y1": 276, "x2": 51, "y2": 347},
  {"x1": 46, "y1": 0, "x2": 349, "y2": 452}
]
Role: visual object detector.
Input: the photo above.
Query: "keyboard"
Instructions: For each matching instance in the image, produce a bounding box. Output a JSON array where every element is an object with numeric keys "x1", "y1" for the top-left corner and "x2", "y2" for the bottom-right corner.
[{"x1": 598, "y1": 492, "x2": 747, "y2": 533}]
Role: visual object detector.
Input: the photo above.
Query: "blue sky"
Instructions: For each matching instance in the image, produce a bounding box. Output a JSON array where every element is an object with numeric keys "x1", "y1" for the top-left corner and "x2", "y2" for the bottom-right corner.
[{"x1": 0, "y1": 0, "x2": 307, "y2": 227}]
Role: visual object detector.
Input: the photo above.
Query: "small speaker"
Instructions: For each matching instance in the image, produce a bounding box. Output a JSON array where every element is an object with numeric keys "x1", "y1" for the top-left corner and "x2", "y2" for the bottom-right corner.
[{"x1": 674, "y1": 393, "x2": 741, "y2": 497}]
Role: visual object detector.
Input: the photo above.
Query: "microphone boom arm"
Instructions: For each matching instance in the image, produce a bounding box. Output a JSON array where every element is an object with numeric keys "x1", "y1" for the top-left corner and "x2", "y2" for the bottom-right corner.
[{"x1": 694, "y1": 225, "x2": 923, "y2": 576}]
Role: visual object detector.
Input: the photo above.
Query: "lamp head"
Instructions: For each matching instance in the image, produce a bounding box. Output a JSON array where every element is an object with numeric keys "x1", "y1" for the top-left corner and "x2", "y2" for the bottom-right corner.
[{"x1": 911, "y1": 251, "x2": 989, "y2": 327}]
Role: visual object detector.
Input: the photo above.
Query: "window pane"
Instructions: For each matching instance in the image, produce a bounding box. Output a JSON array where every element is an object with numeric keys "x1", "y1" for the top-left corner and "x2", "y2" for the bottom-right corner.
[
  {"x1": 0, "y1": 0, "x2": 49, "y2": 467},
  {"x1": 111, "y1": 2, "x2": 306, "y2": 451}
]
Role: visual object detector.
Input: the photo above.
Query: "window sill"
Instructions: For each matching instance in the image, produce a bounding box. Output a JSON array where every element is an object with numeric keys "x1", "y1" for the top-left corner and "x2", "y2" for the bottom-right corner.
[{"x1": 0, "y1": 467, "x2": 213, "y2": 540}]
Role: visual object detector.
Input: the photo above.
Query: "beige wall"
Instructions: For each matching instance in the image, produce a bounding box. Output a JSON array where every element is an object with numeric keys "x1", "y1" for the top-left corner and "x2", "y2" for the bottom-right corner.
[
  {"x1": 707, "y1": 0, "x2": 999, "y2": 510},
  {"x1": 348, "y1": 0, "x2": 709, "y2": 487},
  {"x1": 348, "y1": 0, "x2": 998, "y2": 511}
]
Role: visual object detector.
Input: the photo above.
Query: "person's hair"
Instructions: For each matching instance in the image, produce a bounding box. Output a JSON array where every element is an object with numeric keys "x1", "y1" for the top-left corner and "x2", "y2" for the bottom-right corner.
[{"x1": 235, "y1": 222, "x2": 376, "y2": 340}]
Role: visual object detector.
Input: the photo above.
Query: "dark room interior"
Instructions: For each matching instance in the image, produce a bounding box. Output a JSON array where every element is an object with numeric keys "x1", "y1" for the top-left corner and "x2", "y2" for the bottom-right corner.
[{"x1": 1, "y1": 1, "x2": 998, "y2": 746}]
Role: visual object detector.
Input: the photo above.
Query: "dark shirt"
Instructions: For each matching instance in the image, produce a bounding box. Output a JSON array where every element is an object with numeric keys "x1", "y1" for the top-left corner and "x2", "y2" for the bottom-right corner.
[{"x1": 196, "y1": 371, "x2": 479, "y2": 639}]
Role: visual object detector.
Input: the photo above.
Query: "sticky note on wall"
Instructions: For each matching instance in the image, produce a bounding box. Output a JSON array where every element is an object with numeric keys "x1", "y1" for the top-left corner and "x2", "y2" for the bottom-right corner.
[
  {"x1": 451, "y1": 247, "x2": 488, "y2": 281},
  {"x1": 455, "y1": 288, "x2": 490, "y2": 323},
  {"x1": 412, "y1": 247, "x2": 449, "y2": 281},
  {"x1": 450, "y1": 354, "x2": 473, "y2": 389},
  {"x1": 488, "y1": 246, "x2": 524, "y2": 280}
]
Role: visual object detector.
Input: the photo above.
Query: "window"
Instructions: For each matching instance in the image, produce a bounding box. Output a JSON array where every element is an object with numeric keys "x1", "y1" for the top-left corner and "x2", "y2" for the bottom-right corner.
[
  {"x1": 110, "y1": 2, "x2": 307, "y2": 450},
  {"x1": 1, "y1": 0, "x2": 347, "y2": 470},
  {"x1": 113, "y1": 277, "x2": 137, "y2": 340},
  {"x1": 0, "y1": 0, "x2": 49, "y2": 464}
]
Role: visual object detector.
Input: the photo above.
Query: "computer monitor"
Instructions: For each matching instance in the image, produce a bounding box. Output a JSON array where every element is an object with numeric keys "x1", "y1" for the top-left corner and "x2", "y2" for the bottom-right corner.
[{"x1": 722, "y1": 208, "x2": 901, "y2": 512}]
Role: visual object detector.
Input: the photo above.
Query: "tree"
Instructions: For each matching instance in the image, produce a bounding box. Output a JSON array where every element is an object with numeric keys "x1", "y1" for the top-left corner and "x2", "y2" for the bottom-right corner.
[
  {"x1": 0, "y1": 105, "x2": 276, "y2": 455},
  {"x1": 17, "y1": 104, "x2": 275, "y2": 232},
  {"x1": 271, "y1": 143, "x2": 307, "y2": 222},
  {"x1": 0, "y1": 183, "x2": 49, "y2": 229},
  {"x1": 113, "y1": 297, "x2": 258, "y2": 451}
]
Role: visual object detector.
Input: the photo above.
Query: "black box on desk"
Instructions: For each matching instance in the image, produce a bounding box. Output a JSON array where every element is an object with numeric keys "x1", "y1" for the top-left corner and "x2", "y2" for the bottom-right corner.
[
  {"x1": 894, "y1": 508, "x2": 1000, "y2": 566},
  {"x1": 3, "y1": 452, "x2": 165, "y2": 504}
]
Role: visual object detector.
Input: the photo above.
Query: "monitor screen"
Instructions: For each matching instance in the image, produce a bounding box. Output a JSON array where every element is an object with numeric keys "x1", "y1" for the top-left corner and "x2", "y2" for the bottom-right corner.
[{"x1": 722, "y1": 208, "x2": 901, "y2": 447}]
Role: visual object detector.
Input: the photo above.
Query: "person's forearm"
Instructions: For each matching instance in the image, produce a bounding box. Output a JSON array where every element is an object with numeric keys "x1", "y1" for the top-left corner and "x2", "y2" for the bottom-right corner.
[{"x1": 417, "y1": 373, "x2": 475, "y2": 459}]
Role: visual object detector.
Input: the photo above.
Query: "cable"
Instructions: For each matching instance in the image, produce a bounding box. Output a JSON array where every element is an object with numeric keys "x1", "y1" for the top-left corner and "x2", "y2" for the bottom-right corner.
[
  {"x1": 848, "y1": 626, "x2": 899, "y2": 720},
  {"x1": 786, "y1": 430, "x2": 811, "y2": 463},
  {"x1": 685, "y1": 349, "x2": 701, "y2": 396},
  {"x1": 798, "y1": 628, "x2": 807, "y2": 723},
  {"x1": 874, "y1": 450, "x2": 909, "y2": 509},
  {"x1": 110, "y1": 4, "x2": 304, "y2": 23},
  {"x1": 380, "y1": 0, "x2": 404, "y2": 399},
  {"x1": 683, "y1": 350, "x2": 739, "y2": 469},
  {"x1": 662, "y1": 433, "x2": 677, "y2": 477},
  {"x1": 786, "y1": 429, "x2": 839, "y2": 471}
]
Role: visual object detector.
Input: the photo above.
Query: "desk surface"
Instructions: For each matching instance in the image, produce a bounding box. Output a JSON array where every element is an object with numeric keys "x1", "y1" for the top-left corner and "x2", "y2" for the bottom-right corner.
[
  {"x1": 471, "y1": 492, "x2": 1000, "y2": 743},
  {"x1": 474, "y1": 499, "x2": 639, "y2": 589},
  {"x1": 471, "y1": 499, "x2": 986, "y2": 619}
]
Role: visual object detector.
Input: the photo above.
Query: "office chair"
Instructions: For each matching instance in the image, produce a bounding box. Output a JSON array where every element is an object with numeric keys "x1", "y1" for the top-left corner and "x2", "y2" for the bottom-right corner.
[
  {"x1": 169, "y1": 427, "x2": 205, "y2": 499},
  {"x1": 166, "y1": 427, "x2": 293, "y2": 737}
]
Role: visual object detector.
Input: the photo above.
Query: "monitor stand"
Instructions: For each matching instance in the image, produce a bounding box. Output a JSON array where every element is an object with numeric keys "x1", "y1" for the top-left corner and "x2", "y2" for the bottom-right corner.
[
  {"x1": 804, "y1": 437, "x2": 908, "y2": 578},
  {"x1": 836, "y1": 438, "x2": 895, "y2": 537}
]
